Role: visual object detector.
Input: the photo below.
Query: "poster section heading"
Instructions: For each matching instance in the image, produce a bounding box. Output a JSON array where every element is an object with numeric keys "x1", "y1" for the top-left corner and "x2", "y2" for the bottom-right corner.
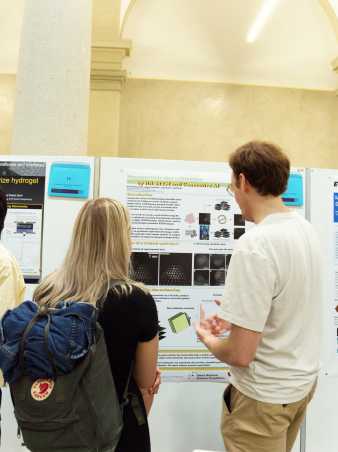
[
  {"x1": 0, "y1": 161, "x2": 45, "y2": 208},
  {"x1": 126, "y1": 170, "x2": 245, "y2": 382},
  {"x1": 0, "y1": 161, "x2": 46, "y2": 278}
]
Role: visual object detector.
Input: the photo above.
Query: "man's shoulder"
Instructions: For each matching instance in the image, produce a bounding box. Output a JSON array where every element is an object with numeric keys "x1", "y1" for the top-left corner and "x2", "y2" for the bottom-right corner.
[
  {"x1": 0, "y1": 244, "x2": 18, "y2": 272},
  {"x1": 235, "y1": 226, "x2": 267, "y2": 253}
]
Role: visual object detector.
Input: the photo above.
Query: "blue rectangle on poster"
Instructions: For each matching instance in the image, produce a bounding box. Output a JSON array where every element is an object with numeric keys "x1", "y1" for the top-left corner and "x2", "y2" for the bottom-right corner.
[
  {"x1": 282, "y1": 173, "x2": 303, "y2": 206},
  {"x1": 334, "y1": 193, "x2": 338, "y2": 223},
  {"x1": 48, "y1": 163, "x2": 90, "y2": 198}
]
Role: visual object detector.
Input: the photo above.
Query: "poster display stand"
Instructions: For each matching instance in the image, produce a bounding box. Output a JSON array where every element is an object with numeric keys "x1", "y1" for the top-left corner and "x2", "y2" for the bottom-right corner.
[{"x1": 0, "y1": 161, "x2": 46, "y2": 280}]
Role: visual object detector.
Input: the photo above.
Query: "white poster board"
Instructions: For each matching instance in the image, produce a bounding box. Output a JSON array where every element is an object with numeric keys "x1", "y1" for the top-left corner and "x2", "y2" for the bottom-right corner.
[
  {"x1": 100, "y1": 157, "x2": 302, "y2": 452},
  {"x1": 0, "y1": 155, "x2": 95, "y2": 452},
  {"x1": 304, "y1": 168, "x2": 338, "y2": 452},
  {"x1": 0, "y1": 161, "x2": 46, "y2": 279},
  {"x1": 0, "y1": 155, "x2": 95, "y2": 279}
]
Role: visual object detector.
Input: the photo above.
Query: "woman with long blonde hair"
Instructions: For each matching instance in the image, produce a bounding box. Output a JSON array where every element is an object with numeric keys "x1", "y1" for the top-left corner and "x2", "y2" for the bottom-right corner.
[{"x1": 34, "y1": 197, "x2": 159, "y2": 452}]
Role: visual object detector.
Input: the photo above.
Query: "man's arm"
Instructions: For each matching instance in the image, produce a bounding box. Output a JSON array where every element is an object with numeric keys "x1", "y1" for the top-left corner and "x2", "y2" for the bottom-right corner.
[
  {"x1": 0, "y1": 259, "x2": 25, "y2": 316},
  {"x1": 195, "y1": 320, "x2": 261, "y2": 367}
]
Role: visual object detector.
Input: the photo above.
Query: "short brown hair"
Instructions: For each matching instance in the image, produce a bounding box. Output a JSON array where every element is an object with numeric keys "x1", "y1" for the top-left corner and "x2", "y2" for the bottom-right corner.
[{"x1": 229, "y1": 141, "x2": 290, "y2": 196}]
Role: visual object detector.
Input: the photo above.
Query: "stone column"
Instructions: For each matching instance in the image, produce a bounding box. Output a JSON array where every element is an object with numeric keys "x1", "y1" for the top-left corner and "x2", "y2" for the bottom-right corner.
[
  {"x1": 88, "y1": 0, "x2": 131, "y2": 156},
  {"x1": 11, "y1": 0, "x2": 92, "y2": 155}
]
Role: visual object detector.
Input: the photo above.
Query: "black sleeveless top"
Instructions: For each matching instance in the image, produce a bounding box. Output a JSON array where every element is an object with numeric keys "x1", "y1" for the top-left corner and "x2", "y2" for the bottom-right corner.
[{"x1": 97, "y1": 285, "x2": 158, "y2": 452}]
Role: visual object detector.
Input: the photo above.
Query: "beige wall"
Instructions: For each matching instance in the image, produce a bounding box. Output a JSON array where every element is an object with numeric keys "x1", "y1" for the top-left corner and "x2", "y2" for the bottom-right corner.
[
  {"x1": 119, "y1": 78, "x2": 338, "y2": 168},
  {"x1": 1, "y1": 74, "x2": 338, "y2": 168},
  {"x1": 0, "y1": 75, "x2": 16, "y2": 154}
]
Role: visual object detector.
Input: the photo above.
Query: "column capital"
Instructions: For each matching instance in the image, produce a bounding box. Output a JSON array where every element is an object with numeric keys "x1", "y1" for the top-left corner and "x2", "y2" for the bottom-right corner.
[{"x1": 90, "y1": 40, "x2": 132, "y2": 91}]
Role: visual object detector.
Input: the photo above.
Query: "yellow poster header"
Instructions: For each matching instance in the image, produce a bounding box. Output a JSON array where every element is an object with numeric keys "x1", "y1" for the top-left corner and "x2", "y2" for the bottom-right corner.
[{"x1": 0, "y1": 177, "x2": 39, "y2": 185}]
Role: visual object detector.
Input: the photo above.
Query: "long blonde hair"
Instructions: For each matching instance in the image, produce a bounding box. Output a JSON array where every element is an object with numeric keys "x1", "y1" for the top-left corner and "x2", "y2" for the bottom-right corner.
[{"x1": 34, "y1": 197, "x2": 139, "y2": 306}]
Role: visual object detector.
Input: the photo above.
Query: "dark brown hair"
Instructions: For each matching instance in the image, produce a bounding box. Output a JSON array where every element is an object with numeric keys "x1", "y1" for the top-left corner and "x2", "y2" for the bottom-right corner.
[
  {"x1": 0, "y1": 190, "x2": 7, "y2": 235},
  {"x1": 229, "y1": 141, "x2": 290, "y2": 196}
]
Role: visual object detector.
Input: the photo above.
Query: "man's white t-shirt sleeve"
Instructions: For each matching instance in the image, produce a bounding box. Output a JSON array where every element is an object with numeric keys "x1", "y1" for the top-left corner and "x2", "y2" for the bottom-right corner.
[{"x1": 219, "y1": 248, "x2": 276, "y2": 332}]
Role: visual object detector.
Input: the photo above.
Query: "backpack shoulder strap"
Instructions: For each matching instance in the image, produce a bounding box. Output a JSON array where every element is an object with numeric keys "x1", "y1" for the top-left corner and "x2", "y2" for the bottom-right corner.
[
  {"x1": 121, "y1": 361, "x2": 134, "y2": 409},
  {"x1": 18, "y1": 305, "x2": 58, "y2": 378}
]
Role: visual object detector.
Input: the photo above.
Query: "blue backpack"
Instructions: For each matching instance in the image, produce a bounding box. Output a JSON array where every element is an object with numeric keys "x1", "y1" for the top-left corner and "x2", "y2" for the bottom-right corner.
[{"x1": 0, "y1": 301, "x2": 131, "y2": 452}]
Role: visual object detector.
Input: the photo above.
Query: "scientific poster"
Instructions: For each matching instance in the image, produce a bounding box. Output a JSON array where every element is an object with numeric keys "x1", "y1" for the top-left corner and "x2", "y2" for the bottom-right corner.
[
  {"x1": 0, "y1": 161, "x2": 46, "y2": 279},
  {"x1": 333, "y1": 182, "x2": 338, "y2": 357},
  {"x1": 127, "y1": 170, "x2": 245, "y2": 381}
]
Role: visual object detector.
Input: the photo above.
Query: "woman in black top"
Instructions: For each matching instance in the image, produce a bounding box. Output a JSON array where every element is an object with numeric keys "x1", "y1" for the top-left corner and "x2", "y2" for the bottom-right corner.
[
  {"x1": 34, "y1": 198, "x2": 160, "y2": 452},
  {"x1": 98, "y1": 285, "x2": 158, "y2": 452}
]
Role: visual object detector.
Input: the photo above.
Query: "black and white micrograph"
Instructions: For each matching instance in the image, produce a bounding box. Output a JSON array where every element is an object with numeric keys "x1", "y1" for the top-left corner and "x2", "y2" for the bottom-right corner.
[
  {"x1": 131, "y1": 252, "x2": 159, "y2": 285},
  {"x1": 234, "y1": 228, "x2": 245, "y2": 240},
  {"x1": 194, "y1": 254, "x2": 210, "y2": 269},
  {"x1": 159, "y1": 253, "x2": 193, "y2": 286},
  {"x1": 193, "y1": 270, "x2": 210, "y2": 286},
  {"x1": 234, "y1": 214, "x2": 245, "y2": 226},
  {"x1": 210, "y1": 270, "x2": 226, "y2": 286},
  {"x1": 199, "y1": 213, "x2": 211, "y2": 225},
  {"x1": 210, "y1": 254, "x2": 226, "y2": 269}
]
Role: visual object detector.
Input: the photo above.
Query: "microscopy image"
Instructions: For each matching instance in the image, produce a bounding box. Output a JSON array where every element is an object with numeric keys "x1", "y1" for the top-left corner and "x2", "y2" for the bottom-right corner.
[
  {"x1": 185, "y1": 213, "x2": 196, "y2": 224},
  {"x1": 214, "y1": 228, "x2": 230, "y2": 239},
  {"x1": 159, "y1": 253, "x2": 192, "y2": 286},
  {"x1": 131, "y1": 252, "x2": 159, "y2": 285},
  {"x1": 199, "y1": 224, "x2": 210, "y2": 240},
  {"x1": 215, "y1": 201, "x2": 230, "y2": 211},
  {"x1": 210, "y1": 254, "x2": 226, "y2": 269},
  {"x1": 194, "y1": 270, "x2": 209, "y2": 286},
  {"x1": 234, "y1": 228, "x2": 246, "y2": 240},
  {"x1": 210, "y1": 270, "x2": 226, "y2": 286},
  {"x1": 217, "y1": 214, "x2": 227, "y2": 224},
  {"x1": 199, "y1": 213, "x2": 211, "y2": 225},
  {"x1": 185, "y1": 229, "x2": 197, "y2": 238},
  {"x1": 234, "y1": 213, "x2": 245, "y2": 226},
  {"x1": 194, "y1": 253, "x2": 209, "y2": 269}
]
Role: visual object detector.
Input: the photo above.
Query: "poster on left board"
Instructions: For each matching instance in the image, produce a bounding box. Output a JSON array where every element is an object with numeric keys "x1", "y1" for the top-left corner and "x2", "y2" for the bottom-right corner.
[{"x1": 0, "y1": 161, "x2": 46, "y2": 279}]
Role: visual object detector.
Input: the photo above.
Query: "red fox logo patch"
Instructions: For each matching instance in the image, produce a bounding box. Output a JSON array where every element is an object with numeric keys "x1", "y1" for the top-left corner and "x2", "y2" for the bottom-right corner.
[{"x1": 31, "y1": 379, "x2": 54, "y2": 401}]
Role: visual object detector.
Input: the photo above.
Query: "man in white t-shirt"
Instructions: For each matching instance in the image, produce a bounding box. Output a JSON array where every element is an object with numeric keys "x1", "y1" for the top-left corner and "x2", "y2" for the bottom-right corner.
[{"x1": 195, "y1": 141, "x2": 322, "y2": 452}]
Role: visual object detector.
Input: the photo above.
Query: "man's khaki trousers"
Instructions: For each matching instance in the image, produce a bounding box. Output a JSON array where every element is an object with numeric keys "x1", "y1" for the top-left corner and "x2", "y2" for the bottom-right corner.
[{"x1": 221, "y1": 382, "x2": 316, "y2": 452}]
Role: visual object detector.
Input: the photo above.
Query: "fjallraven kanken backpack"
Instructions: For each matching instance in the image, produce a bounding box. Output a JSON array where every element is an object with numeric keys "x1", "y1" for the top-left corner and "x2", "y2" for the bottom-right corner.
[{"x1": 7, "y1": 304, "x2": 129, "y2": 452}]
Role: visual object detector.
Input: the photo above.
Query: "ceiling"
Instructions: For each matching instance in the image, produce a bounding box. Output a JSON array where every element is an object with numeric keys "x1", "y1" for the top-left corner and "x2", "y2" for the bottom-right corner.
[
  {"x1": 122, "y1": 0, "x2": 338, "y2": 90},
  {"x1": 0, "y1": 0, "x2": 337, "y2": 90}
]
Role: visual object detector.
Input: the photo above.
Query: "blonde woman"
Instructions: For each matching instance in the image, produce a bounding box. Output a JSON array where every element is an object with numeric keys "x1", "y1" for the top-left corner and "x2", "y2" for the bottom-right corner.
[{"x1": 34, "y1": 198, "x2": 159, "y2": 452}]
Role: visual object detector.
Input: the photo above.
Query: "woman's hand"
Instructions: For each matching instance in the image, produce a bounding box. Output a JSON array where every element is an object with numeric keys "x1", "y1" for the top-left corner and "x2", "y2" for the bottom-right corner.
[
  {"x1": 147, "y1": 367, "x2": 161, "y2": 395},
  {"x1": 140, "y1": 368, "x2": 161, "y2": 415}
]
